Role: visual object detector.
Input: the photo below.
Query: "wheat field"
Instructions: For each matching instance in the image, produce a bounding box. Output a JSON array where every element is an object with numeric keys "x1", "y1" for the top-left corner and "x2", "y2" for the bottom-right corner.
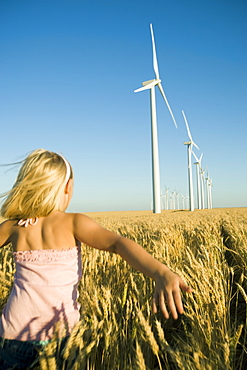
[{"x1": 0, "y1": 208, "x2": 247, "y2": 369}]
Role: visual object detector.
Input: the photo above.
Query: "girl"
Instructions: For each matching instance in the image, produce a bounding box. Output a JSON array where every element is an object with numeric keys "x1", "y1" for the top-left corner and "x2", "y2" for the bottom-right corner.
[{"x1": 0, "y1": 149, "x2": 192, "y2": 368}]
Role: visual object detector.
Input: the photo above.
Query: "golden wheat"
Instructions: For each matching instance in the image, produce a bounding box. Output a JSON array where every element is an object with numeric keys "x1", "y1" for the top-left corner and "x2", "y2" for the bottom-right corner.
[{"x1": 0, "y1": 208, "x2": 247, "y2": 369}]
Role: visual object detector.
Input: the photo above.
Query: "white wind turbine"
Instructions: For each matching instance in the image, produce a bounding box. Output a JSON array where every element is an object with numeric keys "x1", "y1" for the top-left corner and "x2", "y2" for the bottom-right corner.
[
  {"x1": 175, "y1": 191, "x2": 180, "y2": 210},
  {"x1": 205, "y1": 173, "x2": 213, "y2": 209},
  {"x1": 185, "y1": 195, "x2": 189, "y2": 210},
  {"x1": 200, "y1": 167, "x2": 206, "y2": 209},
  {"x1": 160, "y1": 189, "x2": 165, "y2": 210},
  {"x1": 182, "y1": 110, "x2": 199, "y2": 211},
  {"x1": 164, "y1": 186, "x2": 169, "y2": 210},
  {"x1": 192, "y1": 151, "x2": 203, "y2": 209},
  {"x1": 170, "y1": 191, "x2": 176, "y2": 210},
  {"x1": 134, "y1": 24, "x2": 177, "y2": 214},
  {"x1": 208, "y1": 177, "x2": 213, "y2": 209},
  {"x1": 182, "y1": 194, "x2": 186, "y2": 210}
]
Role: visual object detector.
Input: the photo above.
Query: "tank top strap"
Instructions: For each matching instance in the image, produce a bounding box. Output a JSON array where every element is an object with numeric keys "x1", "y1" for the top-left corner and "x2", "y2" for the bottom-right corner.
[{"x1": 18, "y1": 218, "x2": 38, "y2": 227}]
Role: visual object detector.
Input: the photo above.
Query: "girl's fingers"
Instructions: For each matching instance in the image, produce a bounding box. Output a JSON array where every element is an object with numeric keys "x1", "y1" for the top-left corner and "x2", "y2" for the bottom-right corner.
[
  {"x1": 152, "y1": 291, "x2": 169, "y2": 318},
  {"x1": 172, "y1": 289, "x2": 184, "y2": 315},
  {"x1": 153, "y1": 289, "x2": 184, "y2": 319},
  {"x1": 166, "y1": 291, "x2": 180, "y2": 319},
  {"x1": 179, "y1": 276, "x2": 193, "y2": 293},
  {"x1": 152, "y1": 294, "x2": 158, "y2": 314},
  {"x1": 158, "y1": 290, "x2": 169, "y2": 319}
]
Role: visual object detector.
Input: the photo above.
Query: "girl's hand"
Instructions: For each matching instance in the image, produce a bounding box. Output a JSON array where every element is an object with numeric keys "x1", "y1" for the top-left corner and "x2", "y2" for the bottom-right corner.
[{"x1": 152, "y1": 267, "x2": 192, "y2": 319}]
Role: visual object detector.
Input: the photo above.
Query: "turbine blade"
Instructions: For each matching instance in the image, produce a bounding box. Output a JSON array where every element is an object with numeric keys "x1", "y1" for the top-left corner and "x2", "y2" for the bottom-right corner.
[
  {"x1": 192, "y1": 150, "x2": 199, "y2": 162},
  {"x1": 182, "y1": 111, "x2": 200, "y2": 150},
  {"x1": 158, "y1": 82, "x2": 177, "y2": 128},
  {"x1": 150, "y1": 24, "x2": 160, "y2": 80},
  {"x1": 192, "y1": 141, "x2": 200, "y2": 150},
  {"x1": 134, "y1": 86, "x2": 149, "y2": 93},
  {"x1": 182, "y1": 110, "x2": 193, "y2": 141}
]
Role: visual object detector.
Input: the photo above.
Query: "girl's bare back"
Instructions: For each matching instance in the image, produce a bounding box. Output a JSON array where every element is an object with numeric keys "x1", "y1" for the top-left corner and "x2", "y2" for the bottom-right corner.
[{"x1": 1, "y1": 211, "x2": 77, "y2": 252}]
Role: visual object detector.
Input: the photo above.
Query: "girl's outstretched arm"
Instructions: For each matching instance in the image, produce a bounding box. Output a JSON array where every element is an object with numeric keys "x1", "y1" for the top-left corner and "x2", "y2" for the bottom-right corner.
[
  {"x1": 108, "y1": 235, "x2": 193, "y2": 319},
  {"x1": 73, "y1": 213, "x2": 192, "y2": 319}
]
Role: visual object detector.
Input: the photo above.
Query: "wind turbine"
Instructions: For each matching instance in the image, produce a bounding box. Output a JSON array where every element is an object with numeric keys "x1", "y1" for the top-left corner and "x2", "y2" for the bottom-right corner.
[
  {"x1": 207, "y1": 178, "x2": 212, "y2": 209},
  {"x1": 205, "y1": 173, "x2": 213, "y2": 209},
  {"x1": 164, "y1": 186, "x2": 169, "y2": 210},
  {"x1": 182, "y1": 110, "x2": 199, "y2": 211},
  {"x1": 200, "y1": 167, "x2": 206, "y2": 209},
  {"x1": 192, "y1": 151, "x2": 203, "y2": 209},
  {"x1": 134, "y1": 24, "x2": 177, "y2": 214},
  {"x1": 208, "y1": 177, "x2": 213, "y2": 209},
  {"x1": 182, "y1": 194, "x2": 185, "y2": 210},
  {"x1": 160, "y1": 189, "x2": 165, "y2": 210},
  {"x1": 176, "y1": 191, "x2": 180, "y2": 210},
  {"x1": 170, "y1": 191, "x2": 176, "y2": 210}
]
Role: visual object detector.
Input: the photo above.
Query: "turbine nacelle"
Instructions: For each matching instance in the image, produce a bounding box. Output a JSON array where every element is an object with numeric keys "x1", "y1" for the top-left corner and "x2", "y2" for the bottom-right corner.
[
  {"x1": 134, "y1": 79, "x2": 161, "y2": 93},
  {"x1": 142, "y1": 79, "x2": 161, "y2": 87}
]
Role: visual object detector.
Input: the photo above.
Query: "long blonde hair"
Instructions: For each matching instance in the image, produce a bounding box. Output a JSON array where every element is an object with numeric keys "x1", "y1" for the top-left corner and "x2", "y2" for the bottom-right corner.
[{"x1": 0, "y1": 149, "x2": 73, "y2": 219}]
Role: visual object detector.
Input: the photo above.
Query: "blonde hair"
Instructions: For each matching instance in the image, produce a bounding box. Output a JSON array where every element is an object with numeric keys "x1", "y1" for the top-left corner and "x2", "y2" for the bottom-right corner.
[{"x1": 0, "y1": 149, "x2": 73, "y2": 219}]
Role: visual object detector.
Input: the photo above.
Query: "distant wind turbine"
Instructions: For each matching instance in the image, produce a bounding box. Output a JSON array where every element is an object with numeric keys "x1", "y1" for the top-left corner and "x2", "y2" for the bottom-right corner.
[
  {"x1": 185, "y1": 196, "x2": 189, "y2": 210},
  {"x1": 192, "y1": 151, "x2": 203, "y2": 209},
  {"x1": 170, "y1": 191, "x2": 176, "y2": 210},
  {"x1": 134, "y1": 24, "x2": 177, "y2": 214},
  {"x1": 160, "y1": 189, "x2": 165, "y2": 210},
  {"x1": 182, "y1": 194, "x2": 185, "y2": 209},
  {"x1": 200, "y1": 167, "x2": 206, "y2": 209},
  {"x1": 176, "y1": 191, "x2": 180, "y2": 210},
  {"x1": 182, "y1": 110, "x2": 199, "y2": 211},
  {"x1": 205, "y1": 173, "x2": 213, "y2": 209},
  {"x1": 164, "y1": 186, "x2": 169, "y2": 210},
  {"x1": 208, "y1": 177, "x2": 213, "y2": 209}
]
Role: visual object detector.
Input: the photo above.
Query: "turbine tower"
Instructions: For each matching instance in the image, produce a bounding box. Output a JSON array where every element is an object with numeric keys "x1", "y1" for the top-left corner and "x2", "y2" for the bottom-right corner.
[
  {"x1": 134, "y1": 24, "x2": 177, "y2": 214},
  {"x1": 182, "y1": 110, "x2": 199, "y2": 211}
]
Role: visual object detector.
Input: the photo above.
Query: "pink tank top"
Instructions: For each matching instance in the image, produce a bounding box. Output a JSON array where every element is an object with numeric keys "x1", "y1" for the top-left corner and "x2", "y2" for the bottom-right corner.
[{"x1": 0, "y1": 246, "x2": 82, "y2": 341}]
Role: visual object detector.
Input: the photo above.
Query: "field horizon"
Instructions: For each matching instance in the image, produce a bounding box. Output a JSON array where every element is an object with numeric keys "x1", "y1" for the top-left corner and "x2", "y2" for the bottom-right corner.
[{"x1": 85, "y1": 206, "x2": 247, "y2": 220}]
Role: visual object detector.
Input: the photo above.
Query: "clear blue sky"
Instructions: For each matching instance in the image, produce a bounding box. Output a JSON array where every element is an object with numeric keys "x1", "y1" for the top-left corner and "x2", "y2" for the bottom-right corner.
[{"x1": 1, "y1": 0, "x2": 246, "y2": 212}]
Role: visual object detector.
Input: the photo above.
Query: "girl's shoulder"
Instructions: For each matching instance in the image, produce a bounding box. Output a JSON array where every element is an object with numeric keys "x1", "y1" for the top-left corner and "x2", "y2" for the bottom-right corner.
[
  {"x1": 70, "y1": 212, "x2": 99, "y2": 228},
  {"x1": 0, "y1": 219, "x2": 16, "y2": 248},
  {"x1": 0, "y1": 219, "x2": 17, "y2": 231},
  {"x1": 66, "y1": 212, "x2": 92, "y2": 224}
]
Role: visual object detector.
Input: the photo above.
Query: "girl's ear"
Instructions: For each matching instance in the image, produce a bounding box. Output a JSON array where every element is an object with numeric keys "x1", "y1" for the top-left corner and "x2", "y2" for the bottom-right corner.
[{"x1": 65, "y1": 178, "x2": 73, "y2": 194}]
